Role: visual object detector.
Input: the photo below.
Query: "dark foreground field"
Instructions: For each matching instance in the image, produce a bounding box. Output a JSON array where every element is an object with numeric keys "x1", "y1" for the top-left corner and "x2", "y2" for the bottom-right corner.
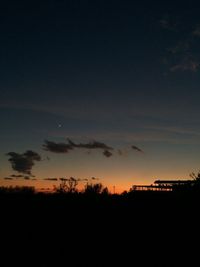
[{"x1": 1, "y1": 191, "x2": 200, "y2": 267}]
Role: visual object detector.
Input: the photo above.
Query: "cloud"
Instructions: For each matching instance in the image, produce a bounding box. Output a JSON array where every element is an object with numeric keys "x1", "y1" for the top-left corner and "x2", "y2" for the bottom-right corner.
[
  {"x1": 43, "y1": 139, "x2": 113, "y2": 157},
  {"x1": 10, "y1": 174, "x2": 24, "y2": 178},
  {"x1": 192, "y1": 25, "x2": 200, "y2": 36},
  {"x1": 131, "y1": 145, "x2": 144, "y2": 153},
  {"x1": 159, "y1": 15, "x2": 178, "y2": 31},
  {"x1": 59, "y1": 177, "x2": 85, "y2": 182},
  {"x1": 44, "y1": 178, "x2": 58, "y2": 181},
  {"x1": 165, "y1": 40, "x2": 199, "y2": 73},
  {"x1": 23, "y1": 176, "x2": 30, "y2": 180},
  {"x1": 91, "y1": 177, "x2": 99, "y2": 180},
  {"x1": 59, "y1": 178, "x2": 69, "y2": 181},
  {"x1": 118, "y1": 149, "x2": 123, "y2": 156},
  {"x1": 43, "y1": 140, "x2": 73, "y2": 153},
  {"x1": 168, "y1": 41, "x2": 190, "y2": 54},
  {"x1": 170, "y1": 58, "x2": 199, "y2": 72},
  {"x1": 67, "y1": 138, "x2": 113, "y2": 157},
  {"x1": 6, "y1": 174, "x2": 36, "y2": 180},
  {"x1": 67, "y1": 138, "x2": 113, "y2": 150},
  {"x1": 103, "y1": 150, "x2": 113, "y2": 157},
  {"x1": 160, "y1": 16, "x2": 200, "y2": 73},
  {"x1": 117, "y1": 148, "x2": 130, "y2": 157},
  {"x1": 4, "y1": 177, "x2": 13, "y2": 180},
  {"x1": 6, "y1": 150, "x2": 41, "y2": 176}
]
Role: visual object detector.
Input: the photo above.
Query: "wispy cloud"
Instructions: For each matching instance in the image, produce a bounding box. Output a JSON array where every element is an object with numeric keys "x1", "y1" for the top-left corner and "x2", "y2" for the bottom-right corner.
[
  {"x1": 170, "y1": 57, "x2": 199, "y2": 72},
  {"x1": 192, "y1": 25, "x2": 200, "y2": 36},
  {"x1": 44, "y1": 178, "x2": 58, "y2": 181},
  {"x1": 167, "y1": 41, "x2": 190, "y2": 54},
  {"x1": 160, "y1": 15, "x2": 200, "y2": 73},
  {"x1": 118, "y1": 149, "x2": 123, "y2": 156},
  {"x1": 59, "y1": 178, "x2": 69, "y2": 181},
  {"x1": 4, "y1": 174, "x2": 37, "y2": 180},
  {"x1": 10, "y1": 174, "x2": 25, "y2": 178},
  {"x1": 91, "y1": 177, "x2": 99, "y2": 181},
  {"x1": 103, "y1": 150, "x2": 113, "y2": 158},
  {"x1": 23, "y1": 176, "x2": 31, "y2": 180},
  {"x1": 131, "y1": 145, "x2": 144, "y2": 153},
  {"x1": 159, "y1": 15, "x2": 178, "y2": 31}
]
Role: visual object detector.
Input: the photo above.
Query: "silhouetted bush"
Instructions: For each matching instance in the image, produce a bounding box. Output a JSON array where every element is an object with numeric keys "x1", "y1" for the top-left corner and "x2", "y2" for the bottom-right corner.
[
  {"x1": 84, "y1": 183, "x2": 108, "y2": 195},
  {"x1": 53, "y1": 177, "x2": 79, "y2": 194}
]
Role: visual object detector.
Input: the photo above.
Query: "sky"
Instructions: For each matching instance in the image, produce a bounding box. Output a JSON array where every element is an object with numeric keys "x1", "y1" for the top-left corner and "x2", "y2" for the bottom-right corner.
[{"x1": 1, "y1": 0, "x2": 200, "y2": 192}]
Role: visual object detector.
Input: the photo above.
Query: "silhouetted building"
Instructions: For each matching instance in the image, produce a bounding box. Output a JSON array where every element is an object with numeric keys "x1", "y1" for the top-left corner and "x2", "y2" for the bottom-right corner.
[{"x1": 132, "y1": 179, "x2": 194, "y2": 191}]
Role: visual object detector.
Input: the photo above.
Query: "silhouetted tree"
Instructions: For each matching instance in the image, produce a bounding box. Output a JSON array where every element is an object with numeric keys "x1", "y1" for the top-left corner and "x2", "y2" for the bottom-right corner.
[
  {"x1": 84, "y1": 183, "x2": 106, "y2": 195},
  {"x1": 190, "y1": 171, "x2": 200, "y2": 189},
  {"x1": 101, "y1": 187, "x2": 109, "y2": 195},
  {"x1": 54, "y1": 177, "x2": 79, "y2": 193},
  {"x1": 190, "y1": 171, "x2": 200, "y2": 181},
  {"x1": 122, "y1": 190, "x2": 128, "y2": 195}
]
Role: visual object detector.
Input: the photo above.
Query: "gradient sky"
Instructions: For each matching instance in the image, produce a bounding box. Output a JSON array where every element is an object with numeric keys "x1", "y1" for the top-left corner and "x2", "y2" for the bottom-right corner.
[{"x1": 1, "y1": 0, "x2": 200, "y2": 192}]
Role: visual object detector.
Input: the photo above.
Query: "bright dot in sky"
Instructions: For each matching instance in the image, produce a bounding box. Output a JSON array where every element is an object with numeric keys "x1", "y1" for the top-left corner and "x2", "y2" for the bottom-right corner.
[{"x1": 58, "y1": 124, "x2": 62, "y2": 128}]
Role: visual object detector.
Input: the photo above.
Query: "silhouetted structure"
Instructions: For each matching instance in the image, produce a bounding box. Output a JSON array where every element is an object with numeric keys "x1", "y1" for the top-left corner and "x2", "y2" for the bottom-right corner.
[{"x1": 132, "y1": 179, "x2": 195, "y2": 192}]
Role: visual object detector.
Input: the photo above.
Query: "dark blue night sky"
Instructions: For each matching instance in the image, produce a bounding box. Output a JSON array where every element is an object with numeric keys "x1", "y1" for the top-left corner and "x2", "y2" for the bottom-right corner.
[{"x1": 1, "y1": 0, "x2": 200, "y2": 191}]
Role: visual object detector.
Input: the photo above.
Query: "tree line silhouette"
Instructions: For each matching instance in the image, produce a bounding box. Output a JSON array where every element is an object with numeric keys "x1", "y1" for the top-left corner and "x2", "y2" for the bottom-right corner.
[{"x1": 2, "y1": 170, "x2": 200, "y2": 197}]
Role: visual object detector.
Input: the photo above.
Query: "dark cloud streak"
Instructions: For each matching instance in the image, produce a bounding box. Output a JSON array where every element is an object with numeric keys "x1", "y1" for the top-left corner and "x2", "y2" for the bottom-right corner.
[
  {"x1": 131, "y1": 145, "x2": 144, "y2": 153},
  {"x1": 103, "y1": 150, "x2": 113, "y2": 158},
  {"x1": 10, "y1": 174, "x2": 24, "y2": 178},
  {"x1": 44, "y1": 178, "x2": 58, "y2": 181},
  {"x1": 43, "y1": 138, "x2": 113, "y2": 157},
  {"x1": 67, "y1": 138, "x2": 113, "y2": 150},
  {"x1": 43, "y1": 140, "x2": 73, "y2": 153}
]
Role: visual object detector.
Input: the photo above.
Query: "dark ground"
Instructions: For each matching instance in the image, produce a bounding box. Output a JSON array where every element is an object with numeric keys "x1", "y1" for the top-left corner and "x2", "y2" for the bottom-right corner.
[{"x1": 0, "y1": 191, "x2": 199, "y2": 267}]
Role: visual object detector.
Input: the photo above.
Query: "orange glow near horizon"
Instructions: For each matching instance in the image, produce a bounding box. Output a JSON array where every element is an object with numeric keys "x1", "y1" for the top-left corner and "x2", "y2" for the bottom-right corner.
[
  {"x1": 1, "y1": 147, "x2": 196, "y2": 194},
  {"x1": 0, "y1": 178, "x2": 129, "y2": 194},
  {"x1": 0, "y1": 167, "x2": 192, "y2": 194}
]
